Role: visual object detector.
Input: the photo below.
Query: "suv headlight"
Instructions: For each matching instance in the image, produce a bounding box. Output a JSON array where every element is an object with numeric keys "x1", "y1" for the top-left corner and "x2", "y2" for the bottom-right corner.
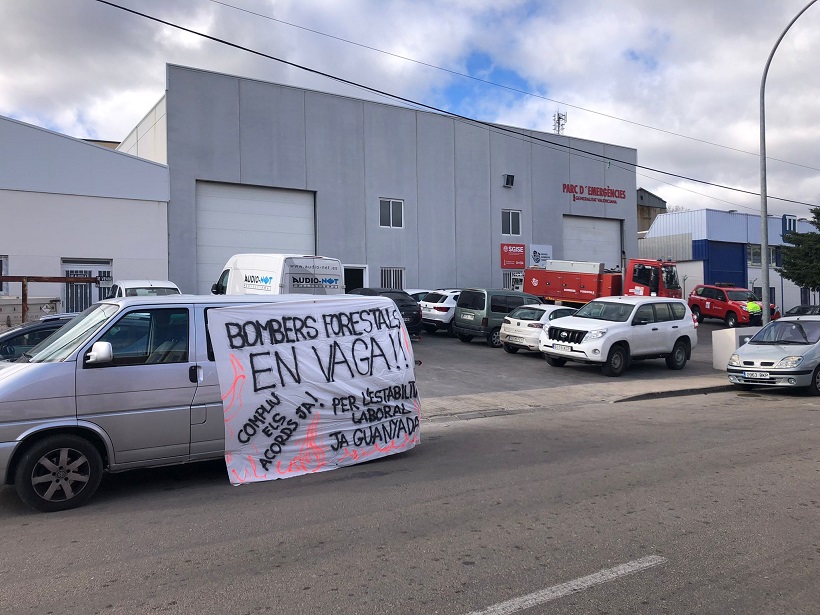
[
  {"x1": 727, "y1": 353, "x2": 741, "y2": 367},
  {"x1": 775, "y1": 356, "x2": 803, "y2": 369},
  {"x1": 583, "y1": 329, "x2": 607, "y2": 342},
  {"x1": 741, "y1": 305, "x2": 749, "y2": 312}
]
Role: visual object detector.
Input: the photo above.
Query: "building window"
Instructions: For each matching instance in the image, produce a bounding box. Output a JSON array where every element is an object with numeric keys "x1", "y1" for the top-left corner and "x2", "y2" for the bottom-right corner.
[
  {"x1": 380, "y1": 199, "x2": 403, "y2": 228},
  {"x1": 502, "y1": 210, "x2": 521, "y2": 236},
  {"x1": 380, "y1": 267, "x2": 404, "y2": 289},
  {"x1": 0, "y1": 255, "x2": 8, "y2": 295},
  {"x1": 747, "y1": 244, "x2": 776, "y2": 267}
]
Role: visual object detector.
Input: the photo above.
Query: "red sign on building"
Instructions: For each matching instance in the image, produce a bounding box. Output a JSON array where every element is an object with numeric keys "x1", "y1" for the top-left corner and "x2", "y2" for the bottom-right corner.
[{"x1": 501, "y1": 243, "x2": 526, "y2": 269}]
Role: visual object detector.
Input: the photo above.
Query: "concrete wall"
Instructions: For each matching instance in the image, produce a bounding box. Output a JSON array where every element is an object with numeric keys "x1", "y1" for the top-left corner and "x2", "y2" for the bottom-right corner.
[{"x1": 0, "y1": 190, "x2": 168, "y2": 298}]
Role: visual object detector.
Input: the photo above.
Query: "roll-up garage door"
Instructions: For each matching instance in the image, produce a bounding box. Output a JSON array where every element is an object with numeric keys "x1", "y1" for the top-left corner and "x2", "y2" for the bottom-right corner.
[
  {"x1": 195, "y1": 182, "x2": 316, "y2": 294},
  {"x1": 562, "y1": 216, "x2": 622, "y2": 269}
]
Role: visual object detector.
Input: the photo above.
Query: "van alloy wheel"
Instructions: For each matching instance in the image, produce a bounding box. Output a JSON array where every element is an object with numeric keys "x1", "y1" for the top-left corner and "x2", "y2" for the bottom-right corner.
[
  {"x1": 15, "y1": 434, "x2": 103, "y2": 513},
  {"x1": 487, "y1": 327, "x2": 502, "y2": 348}
]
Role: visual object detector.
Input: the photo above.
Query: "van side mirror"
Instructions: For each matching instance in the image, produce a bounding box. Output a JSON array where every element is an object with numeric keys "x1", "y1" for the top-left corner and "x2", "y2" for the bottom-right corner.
[{"x1": 86, "y1": 341, "x2": 113, "y2": 364}]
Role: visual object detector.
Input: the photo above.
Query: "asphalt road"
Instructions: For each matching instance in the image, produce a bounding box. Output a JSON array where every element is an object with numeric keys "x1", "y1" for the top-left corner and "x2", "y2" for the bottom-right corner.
[{"x1": 1, "y1": 320, "x2": 818, "y2": 614}]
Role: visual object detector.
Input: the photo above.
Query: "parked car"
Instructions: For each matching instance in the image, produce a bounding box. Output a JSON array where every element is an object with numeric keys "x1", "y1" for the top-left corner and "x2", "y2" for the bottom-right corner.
[
  {"x1": 0, "y1": 314, "x2": 76, "y2": 362},
  {"x1": 108, "y1": 280, "x2": 181, "y2": 298},
  {"x1": 0, "y1": 293, "x2": 388, "y2": 512},
  {"x1": 539, "y1": 296, "x2": 698, "y2": 376},
  {"x1": 688, "y1": 283, "x2": 779, "y2": 327},
  {"x1": 727, "y1": 316, "x2": 820, "y2": 394},
  {"x1": 500, "y1": 304, "x2": 576, "y2": 354},
  {"x1": 452, "y1": 289, "x2": 544, "y2": 348},
  {"x1": 348, "y1": 288, "x2": 422, "y2": 336},
  {"x1": 404, "y1": 289, "x2": 432, "y2": 302},
  {"x1": 419, "y1": 289, "x2": 461, "y2": 334},
  {"x1": 784, "y1": 305, "x2": 820, "y2": 316}
]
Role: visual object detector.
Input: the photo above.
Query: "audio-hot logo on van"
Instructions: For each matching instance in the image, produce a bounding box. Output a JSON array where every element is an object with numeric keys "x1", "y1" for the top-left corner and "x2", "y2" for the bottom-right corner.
[
  {"x1": 291, "y1": 275, "x2": 341, "y2": 289},
  {"x1": 243, "y1": 273, "x2": 274, "y2": 291}
]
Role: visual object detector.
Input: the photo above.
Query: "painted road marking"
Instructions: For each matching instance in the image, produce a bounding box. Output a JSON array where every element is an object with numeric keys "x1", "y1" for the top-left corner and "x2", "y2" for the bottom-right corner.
[{"x1": 465, "y1": 555, "x2": 667, "y2": 615}]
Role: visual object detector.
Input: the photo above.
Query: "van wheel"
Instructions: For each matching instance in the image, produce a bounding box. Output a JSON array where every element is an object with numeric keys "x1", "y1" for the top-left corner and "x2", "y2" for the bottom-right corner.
[
  {"x1": 665, "y1": 339, "x2": 689, "y2": 370},
  {"x1": 725, "y1": 312, "x2": 738, "y2": 328},
  {"x1": 14, "y1": 434, "x2": 103, "y2": 513},
  {"x1": 601, "y1": 344, "x2": 628, "y2": 377},
  {"x1": 691, "y1": 305, "x2": 703, "y2": 323},
  {"x1": 545, "y1": 355, "x2": 567, "y2": 367},
  {"x1": 503, "y1": 344, "x2": 518, "y2": 354},
  {"x1": 457, "y1": 333, "x2": 473, "y2": 343},
  {"x1": 487, "y1": 328, "x2": 502, "y2": 348}
]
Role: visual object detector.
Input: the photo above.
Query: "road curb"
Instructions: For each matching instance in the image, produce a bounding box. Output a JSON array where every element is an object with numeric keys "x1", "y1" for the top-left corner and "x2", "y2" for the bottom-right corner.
[{"x1": 613, "y1": 384, "x2": 736, "y2": 403}]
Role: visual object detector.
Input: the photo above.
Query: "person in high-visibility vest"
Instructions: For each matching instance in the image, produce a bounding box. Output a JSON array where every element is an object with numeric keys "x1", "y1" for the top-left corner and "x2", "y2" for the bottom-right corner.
[{"x1": 747, "y1": 300, "x2": 762, "y2": 323}]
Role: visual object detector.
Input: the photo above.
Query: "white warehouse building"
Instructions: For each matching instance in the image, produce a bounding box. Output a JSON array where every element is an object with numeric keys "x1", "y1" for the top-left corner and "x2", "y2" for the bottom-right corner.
[
  {"x1": 0, "y1": 115, "x2": 169, "y2": 318},
  {"x1": 118, "y1": 64, "x2": 640, "y2": 294}
]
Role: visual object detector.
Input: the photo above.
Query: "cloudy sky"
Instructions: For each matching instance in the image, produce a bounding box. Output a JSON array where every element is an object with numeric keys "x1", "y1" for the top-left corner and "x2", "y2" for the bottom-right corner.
[{"x1": 2, "y1": 0, "x2": 819, "y2": 217}]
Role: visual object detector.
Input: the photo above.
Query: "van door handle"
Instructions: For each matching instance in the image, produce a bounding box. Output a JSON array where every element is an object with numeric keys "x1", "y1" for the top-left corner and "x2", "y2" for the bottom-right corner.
[{"x1": 189, "y1": 365, "x2": 198, "y2": 383}]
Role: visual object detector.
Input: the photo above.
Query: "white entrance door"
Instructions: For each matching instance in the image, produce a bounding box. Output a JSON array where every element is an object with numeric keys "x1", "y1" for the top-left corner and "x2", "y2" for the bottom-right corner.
[{"x1": 195, "y1": 182, "x2": 316, "y2": 294}]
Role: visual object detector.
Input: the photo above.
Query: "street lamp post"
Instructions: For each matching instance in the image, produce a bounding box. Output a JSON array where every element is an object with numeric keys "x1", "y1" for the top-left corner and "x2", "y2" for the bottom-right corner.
[{"x1": 760, "y1": 0, "x2": 818, "y2": 324}]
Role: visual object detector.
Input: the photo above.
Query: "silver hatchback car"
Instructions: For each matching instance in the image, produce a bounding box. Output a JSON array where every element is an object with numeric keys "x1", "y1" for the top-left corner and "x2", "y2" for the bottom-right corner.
[
  {"x1": 500, "y1": 304, "x2": 576, "y2": 354},
  {"x1": 727, "y1": 316, "x2": 820, "y2": 394}
]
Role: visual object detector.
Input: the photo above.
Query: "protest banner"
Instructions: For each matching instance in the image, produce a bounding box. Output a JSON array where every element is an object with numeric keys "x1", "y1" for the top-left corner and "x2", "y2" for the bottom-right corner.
[{"x1": 206, "y1": 295, "x2": 421, "y2": 485}]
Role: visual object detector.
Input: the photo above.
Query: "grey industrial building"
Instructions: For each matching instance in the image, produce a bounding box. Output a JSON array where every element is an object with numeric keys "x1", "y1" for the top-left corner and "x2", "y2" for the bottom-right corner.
[{"x1": 119, "y1": 64, "x2": 639, "y2": 294}]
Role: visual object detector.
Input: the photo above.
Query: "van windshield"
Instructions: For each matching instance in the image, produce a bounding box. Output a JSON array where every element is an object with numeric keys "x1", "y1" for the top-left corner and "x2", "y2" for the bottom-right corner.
[{"x1": 21, "y1": 303, "x2": 120, "y2": 364}]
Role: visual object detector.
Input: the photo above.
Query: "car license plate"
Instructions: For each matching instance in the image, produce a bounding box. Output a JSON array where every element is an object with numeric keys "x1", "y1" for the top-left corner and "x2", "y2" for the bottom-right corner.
[
  {"x1": 462, "y1": 313, "x2": 474, "y2": 320},
  {"x1": 743, "y1": 371, "x2": 769, "y2": 379},
  {"x1": 403, "y1": 317, "x2": 411, "y2": 323},
  {"x1": 554, "y1": 343, "x2": 572, "y2": 352},
  {"x1": 507, "y1": 335, "x2": 524, "y2": 343}
]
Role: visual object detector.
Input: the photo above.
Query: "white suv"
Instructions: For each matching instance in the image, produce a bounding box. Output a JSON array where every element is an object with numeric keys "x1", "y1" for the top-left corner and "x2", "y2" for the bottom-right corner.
[
  {"x1": 420, "y1": 289, "x2": 461, "y2": 334},
  {"x1": 539, "y1": 296, "x2": 698, "y2": 377}
]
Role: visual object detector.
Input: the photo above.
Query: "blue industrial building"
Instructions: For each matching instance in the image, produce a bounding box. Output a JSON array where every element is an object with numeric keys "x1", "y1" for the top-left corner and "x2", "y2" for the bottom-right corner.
[{"x1": 640, "y1": 208, "x2": 816, "y2": 311}]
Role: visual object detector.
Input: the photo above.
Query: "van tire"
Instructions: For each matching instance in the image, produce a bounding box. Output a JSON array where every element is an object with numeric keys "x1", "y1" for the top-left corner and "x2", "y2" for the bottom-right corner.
[
  {"x1": 487, "y1": 328, "x2": 502, "y2": 348},
  {"x1": 601, "y1": 344, "x2": 628, "y2": 377},
  {"x1": 14, "y1": 434, "x2": 103, "y2": 513},
  {"x1": 457, "y1": 333, "x2": 473, "y2": 343}
]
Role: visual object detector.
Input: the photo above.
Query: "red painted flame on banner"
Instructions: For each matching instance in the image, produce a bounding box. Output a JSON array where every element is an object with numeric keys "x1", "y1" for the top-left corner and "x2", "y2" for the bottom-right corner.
[
  {"x1": 222, "y1": 353, "x2": 246, "y2": 424},
  {"x1": 277, "y1": 412, "x2": 327, "y2": 475}
]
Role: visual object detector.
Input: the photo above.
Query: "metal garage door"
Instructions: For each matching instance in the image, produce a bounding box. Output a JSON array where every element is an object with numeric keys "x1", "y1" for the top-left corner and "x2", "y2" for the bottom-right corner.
[
  {"x1": 195, "y1": 182, "x2": 316, "y2": 294},
  {"x1": 562, "y1": 216, "x2": 622, "y2": 270}
]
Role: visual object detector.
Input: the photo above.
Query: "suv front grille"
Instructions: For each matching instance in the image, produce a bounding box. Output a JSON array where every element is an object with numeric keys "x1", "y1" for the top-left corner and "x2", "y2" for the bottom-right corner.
[{"x1": 547, "y1": 326, "x2": 586, "y2": 344}]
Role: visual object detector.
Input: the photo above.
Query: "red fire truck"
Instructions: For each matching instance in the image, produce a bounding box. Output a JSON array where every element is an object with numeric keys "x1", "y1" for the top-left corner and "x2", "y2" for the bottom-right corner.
[{"x1": 521, "y1": 258, "x2": 682, "y2": 307}]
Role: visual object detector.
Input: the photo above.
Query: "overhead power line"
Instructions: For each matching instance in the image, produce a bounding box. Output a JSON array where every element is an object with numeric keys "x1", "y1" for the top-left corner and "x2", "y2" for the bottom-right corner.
[
  {"x1": 208, "y1": 0, "x2": 820, "y2": 175},
  {"x1": 93, "y1": 0, "x2": 817, "y2": 209}
]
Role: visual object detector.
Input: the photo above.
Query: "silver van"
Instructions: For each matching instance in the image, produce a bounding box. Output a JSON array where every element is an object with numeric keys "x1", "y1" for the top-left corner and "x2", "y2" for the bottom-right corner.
[
  {"x1": 0, "y1": 294, "x2": 342, "y2": 512},
  {"x1": 452, "y1": 288, "x2": 544, "y2": 348}
]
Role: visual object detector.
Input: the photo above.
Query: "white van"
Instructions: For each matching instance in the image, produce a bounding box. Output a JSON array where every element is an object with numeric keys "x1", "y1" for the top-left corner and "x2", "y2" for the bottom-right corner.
[
  {"x1": 109, "y1": 280, "x2": 181, "y2": 298},
  {"x1": 211, "y1": 254, "x2": 345, "y2": 295}
]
